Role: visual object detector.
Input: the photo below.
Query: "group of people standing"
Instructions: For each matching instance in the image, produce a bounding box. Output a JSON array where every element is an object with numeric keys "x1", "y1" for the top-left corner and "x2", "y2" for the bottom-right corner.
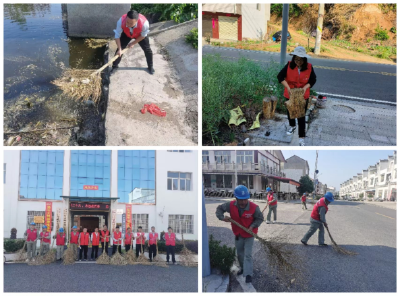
[{"x1": 24, "y1": 224, "x2": 178, "y2": 264}]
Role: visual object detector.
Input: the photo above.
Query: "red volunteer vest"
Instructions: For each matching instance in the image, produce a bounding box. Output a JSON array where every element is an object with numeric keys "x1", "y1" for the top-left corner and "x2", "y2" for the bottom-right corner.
[
  {"x1": 70, "y1": 231, "x2": 80, "y2": 244},
  {"x1": 101, "y1": 230, "x2": 110, "y2": 242},
  {"x1": 149, "y1": 232, "x2": 158, "y2": 245},
  {"x1": 165, "y1": 233, "x2": 176, "y2": 246},
  {"x1": 136, "y1": 232, "x2": 145, "y2": 245},
  {"x1": 121, "y1": 13, "x2": 147, "y2": 39},
  {"x1": 310, "y1": 198, "x2": 329, "y2": 221},
  {"x1": 301, "y1": 195, "x2": 306, "y2": 202},
  {"x1": 229, "y1": 200, "x2": 258, "y2": 238},
  {"x1": 92, "y1": 232, "x2": 100, "y2": 246},
  {"x1": 113, "y1": 231, "x2": 122, "y2": 245},
  {"x1": 124, "y1": 233, "x2": 133, "y2": 245},
  {"x1": 56, "y1": 233, "x2": 66, "y2": 246},
  {"x1": 284, "y1": 61, "x2": 312, "y2": 99},
  {"x1": 79, "y1": 232, "x2": 90, "y2": 245},
  {"x1": 40, "y1": 231, "x2": 51, "y2": 243},
  {"x1": 26, "y1": 229, "x2": 37, "y2": 242},
  {"x1": 268, "y1": 194, "x2": 277, "y2": 206}
]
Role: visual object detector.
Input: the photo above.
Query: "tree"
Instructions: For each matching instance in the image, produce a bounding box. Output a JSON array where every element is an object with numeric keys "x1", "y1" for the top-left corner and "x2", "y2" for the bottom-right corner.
[{"x1": 297, "y1": 175, "x2": 314, "y2": 195}]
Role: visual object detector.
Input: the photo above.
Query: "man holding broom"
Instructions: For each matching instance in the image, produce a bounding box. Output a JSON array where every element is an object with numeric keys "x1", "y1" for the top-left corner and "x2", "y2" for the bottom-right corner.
[
  {"x1": 39, "y1": 225, "x2": 51, "y2": 256},
  {"x1": 301, "y1": 192, "x2": 334, "y2": 246},
  {"x1": 54, "y1": 228, "x2": 66, "y2": 261},
  {"x1": 148, "y1": 226, "x2": 158, "y2": 262},
  {"x1": 124, "y1": 227, "x2": 134, "y2": 252},
  {"x1": 70, "y1": 226, "x2": 80, "y2": 261},
  {"x1": 216, "y1": 185, "x2": 264, "y2": 284},
  {"x1": 24, "y1": 222, "x2": 39, "y2": 262},
  {"x1": 113, "y1": 10, "x2": 154, "y2": 74},
  {"x1": 101, "y1": 225, "x2": 110, "y2": 256},
  {"x1": 165, "y1": 227, "x2": 176, "y2": 265},
  {"x1": 301, "y1": 193, "x2": 307, "y2": 210},
  {"x1": 112, "y1": 226, "x2": 123, "y2": 255},
  {"x1": 264, "y1": 187, "x2": 278, "y2": 224},
  {"x1": 136, "y1": 226, "x2": 146, "y2": 258}
]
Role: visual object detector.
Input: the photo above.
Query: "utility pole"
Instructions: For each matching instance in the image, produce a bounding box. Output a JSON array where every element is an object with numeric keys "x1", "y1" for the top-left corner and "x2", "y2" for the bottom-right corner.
[
  {"x1": 202, "y1": 187, "x2": 211, "y2": 277},
  {"x1": 313, "y1": 150, "x2": 318, "y2": 200},
  {"x1": 234, "y1": 150, "x2": 238, "y2": 186},
  {"x1": 280, "y1": 4, "x2": 289, "y2": 66},
  {"x1": 314, "y1": 4, "x2": 324, "y2": 55}
]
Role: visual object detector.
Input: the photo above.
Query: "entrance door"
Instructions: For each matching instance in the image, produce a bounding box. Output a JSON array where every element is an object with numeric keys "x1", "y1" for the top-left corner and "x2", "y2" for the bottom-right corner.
[{"x1": 70, "y1": 211, "x2": 108, "y2": 235}]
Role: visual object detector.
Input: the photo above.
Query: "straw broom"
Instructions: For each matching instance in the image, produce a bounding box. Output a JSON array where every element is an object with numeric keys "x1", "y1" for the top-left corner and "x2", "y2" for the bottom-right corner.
[
  {"x1": 285, "y1": 88, "x2": 307, "y2": 119},
  {"x1": 136, "y1": 242, "x2": 151, "y2": 265},
  {"x1": 324, "y1": 225, "x2": 357, "y2": 256},
  {"x1": 179, "y1": 233, "x2": 197, "y2": 267},
  {"x1": 110, "y1": 241, "x2": 127, "y2": 265},
  {"x1": 15, "y1": 241, "x2": 27, "y2": 262},
  {"x1": 153, "y1": 244, "x2": 168, "y2": 268},
  {"x1": 96, "y1": 234, "x2": 111, "y2": 264},
  {"x1": 41, "y1": 240, "x2": 56, "y2": 264},
  {"x1": 62, "y1": 244, "x2": 76, "y2": 265}
]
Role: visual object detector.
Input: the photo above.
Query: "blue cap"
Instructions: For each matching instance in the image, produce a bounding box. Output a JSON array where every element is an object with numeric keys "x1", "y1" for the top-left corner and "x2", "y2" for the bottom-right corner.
[
  {"x1": 42, "y1": 225, "x2": 47, "y2": 229},
  {"x1": 325, "y1": 192, "x2": 334, "y2": 202},
  {"x1": 30, "y1": 222, "x2": 36, "y2": 226},
  {"x1": 234, "y1": 185, "x2": 250, "y2": 200},
  {"x1": 72, "y1": 226, "x2": 77, "y2": 229},
  {"x1": 59, "y1": 228, "x2": 64, "y2": 232},
  {"x1": 266, "y1": 187, "x2": 272, "y2": 192}
]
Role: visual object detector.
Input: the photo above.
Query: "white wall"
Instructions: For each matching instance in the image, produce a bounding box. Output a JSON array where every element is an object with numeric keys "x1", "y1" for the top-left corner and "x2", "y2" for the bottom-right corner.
[{"x1": 242, "y1": 4, "x2": 270, "y2": 40}]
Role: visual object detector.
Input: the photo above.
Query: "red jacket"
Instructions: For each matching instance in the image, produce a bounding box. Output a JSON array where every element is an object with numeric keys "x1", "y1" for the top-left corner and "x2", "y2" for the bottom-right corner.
[
  {"x1": 79, "y1": 232, "x2": 90, "y2": 246},
  {"x1": 121, "y1": 13, "x2": 147, "y2": 39},
  {"x1": 229, "y1": 200, "x2": 258, "y2": 238},
  {"x1": 70, "y1": 231, "x2": 80, "y2": 244},
  {"x1": 284, "y1": 61, "x2": 312, "y2": 99},
  {"x1": 268, "y1": 194, "x2": 277, "y2": 206},
  {"x1": 311, "y1": 198, "x2": 329, "y2": 221},
  {"x1": 40, "y1": 231, "x2": 51, "y2": 243},
  {"x1": 165, "y1": 233, "x2": 176, "y2": 246},
  {"x1": 56, "y1": 233, "x2": 66, "y2": 246},
  {"x1": 26, "y1": 229, "x2": 37, "y2": 242},
  {"x1": 92, "y1": 232, "x2": 100, "y2": 246},
  {"x1": 149, "y1": 232, "x2": 158, "y2": 245}
]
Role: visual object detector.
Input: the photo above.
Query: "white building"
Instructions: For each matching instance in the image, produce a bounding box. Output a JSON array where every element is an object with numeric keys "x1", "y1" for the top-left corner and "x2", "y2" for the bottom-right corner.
[
  {"x1": 280, "y1": 155, "x2": 309, "y2": 194},
  {"x1": 4, "y1": 150, "x2": 198, "y2": 242}
]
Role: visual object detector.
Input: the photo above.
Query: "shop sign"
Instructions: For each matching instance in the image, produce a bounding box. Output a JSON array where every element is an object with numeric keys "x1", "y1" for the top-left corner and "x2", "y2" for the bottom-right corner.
[
  {"x1": 70, "y1": 202, "x2": 110, "y2": 211},
  {"x1": 83, "y1": 185, "x2": 99, "y2": 190}
]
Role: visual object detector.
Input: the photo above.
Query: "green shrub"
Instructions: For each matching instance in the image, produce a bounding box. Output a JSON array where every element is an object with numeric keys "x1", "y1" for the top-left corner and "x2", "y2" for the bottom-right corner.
[
  {"x1": 374, "y1": 25, "x2": 389, "y2": 41},
  {"x1": 209, "y1": 235, "x2": 236, "y2": 274},
  {"x1": 185, "y1": 28, "x2": 198, "y2": 49},
  {"x1": 378, "y1": 4, "x2": 396, "y2": 14},
  {"x1": 4, "y1": 239, "x2": 25, "y2": 253},
  {"x1": 390, "y1": 27, "x2": 396, "y2": 34}
]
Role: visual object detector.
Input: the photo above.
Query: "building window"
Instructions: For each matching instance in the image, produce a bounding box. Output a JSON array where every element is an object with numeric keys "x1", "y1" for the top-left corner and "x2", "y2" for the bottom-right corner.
[
  {"x1": 386, "y1": 174, "x2": 391, "y2": 182},
  {"x1": 20, "y1": 151, "x2": 64, "y2": 200},
  {"x1": 203, "y1": 174, "x2": 211, "y2": 187},
  {"x1": 167, "y1": 172, "x2": 191, "y2": 191},
  {"x1": 215, "y1": 151, "x2": 231, "y2": 164},
  {"x1": 237, "y1": 151, "x2": 253, "y2": 163},
  {"x1": 27, "y1": 211, "x2": 54, "y2": 230},
  {"x1": 132, "y1": 214, "x2": 149, "y2": 233},
  {"x1": 70, "y1": 151, "x2": 110, "y2": 199},
  {"x1": 380, "y1": 174, "x2": 385, "y2": 182},
  {"x1": 202, "y1": 151, "x2": 209, "y2": 164},
  {"x1": 168, "y1": 215, "x2": 194, "y2": 234},
  {"x1": 3, "y1": 163, "x2": 6, "y2": 184},
  {"x1": 118, "y1": 150, "x2": 155, "y2": 204},
  {"x1": 216, "y1": 175, "x2": 233, "y2": 188},
  {"x1": 167, "y1": 150, "x2": 191, "y2": 153}
]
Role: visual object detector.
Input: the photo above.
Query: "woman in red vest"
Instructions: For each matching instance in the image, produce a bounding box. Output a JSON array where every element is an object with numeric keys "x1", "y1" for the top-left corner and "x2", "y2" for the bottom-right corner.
[
  {"x1": 277, "y1": 46, "x2": 317, "y2": 146},
  {"x1": 91, "y1": 227, "x2": 100, "y2": 260},
  {"x1": 165, "y1": 227, "x2": 176, "y2": 265},
  {"x1": 112, "y1": 10, "x2": 154, "y2": 74},
  {"x1": 79, "y1": 228, "x2": 90, "y2": 261}
]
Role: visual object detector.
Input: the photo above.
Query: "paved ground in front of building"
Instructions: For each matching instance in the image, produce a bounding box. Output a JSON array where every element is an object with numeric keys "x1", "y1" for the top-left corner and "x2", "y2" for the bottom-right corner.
[
  {"x1": 205, "y1": 200, "x2": 396, "y2": 292},
  {"x1": 4, "y1": 263, "x2": 198, "y2": 292}
]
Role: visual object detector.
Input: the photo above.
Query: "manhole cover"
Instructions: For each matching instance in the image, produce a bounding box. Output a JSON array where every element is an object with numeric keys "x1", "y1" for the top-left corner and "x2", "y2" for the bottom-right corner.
[{"x1": 332, "y1": 105, "x2": 356, "y2": 113}]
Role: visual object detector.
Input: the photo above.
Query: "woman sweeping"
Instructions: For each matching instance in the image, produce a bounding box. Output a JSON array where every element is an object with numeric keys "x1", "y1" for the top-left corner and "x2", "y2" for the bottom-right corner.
[{"x1": 277, "y1": 46, "x2": 317, "y2": 146}]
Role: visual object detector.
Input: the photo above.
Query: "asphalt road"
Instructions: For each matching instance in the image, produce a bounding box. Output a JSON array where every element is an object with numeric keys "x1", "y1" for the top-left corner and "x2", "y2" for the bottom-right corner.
[
  {"x1": 4, "y1": 263, "x2": 198, "y2": 292},
  {"x1": 203, "y1": 46, "x2": 397, "y2": 103},
  {"x1": 205, "y1": 199, "x2": 396, "y2": 292}
]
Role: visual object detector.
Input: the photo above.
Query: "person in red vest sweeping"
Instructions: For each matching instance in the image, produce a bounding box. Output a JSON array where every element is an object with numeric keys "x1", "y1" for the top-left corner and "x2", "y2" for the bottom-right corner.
[
  {"x1": 39, "y1": 225, "x2": 51, "y2": 256},
  {"x1": 24, "y1": 222, "x2": 39, "y2": 262},
  {"x1": 165, "y1": 227, "x2": 176, "y2": 265},
  {"x1": 148, "y1": 226, "x2": 158, "y2": 262},
  {"x1": 79, "y1": 228, "x2": 90, "y2": 261},
  {"x1": 301, "y1": 192, "x2": 334, "y2": 246},
  {"x1": 277, "y1": 46, "x2": 317, "y2": 146},
  {"x1": 90, "y1": 227, "x2": 100, "y2": 260},
  {"x1": 124, "y1": 227, "x2": 134, "y2": 252},
  {"x1": 100, "y1": 225, "x2": 110, "y2": 256},
  {"x1": 265, "y1": 187, "x2": 278, "y2": 224},
  {"x1": 70, "y1": 225, "x2": 80, "y2": 261},
  {"x1": 136, "y1": 226, "x2": 146, "y2": 258},
  {"x1": 113, "y1": 10, "x2": 154, "y2": 74},
  {"x1": 112, "y1": 226, "x2": 123, "y2": 254},
  {"x1": 301, "y1": 193, "x2": 308, "y2": 210},
  {"x1": 53, "y1": 228, "x2": 66, "y2": 261},
  {"x1": 216, "y1": 185, "x2": 264, "y2": 283}
]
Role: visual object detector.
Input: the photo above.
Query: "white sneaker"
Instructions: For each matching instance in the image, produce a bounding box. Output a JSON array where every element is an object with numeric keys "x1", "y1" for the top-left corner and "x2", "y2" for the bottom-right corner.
[
  {"x1": 272, "y1": 221, "x2": 275, "y2": 224},
  {"x1": 25, "y1": 259, "x2": 29, "y2": 262},
  {"x1": 266, "y1": 221, "x2": 271, "y2": 224},
  {"x1": 32, "y1": 258, "x2": 35, "y2": 262},
  {"x1": 287, "y1": 126, "x2": 296, "y2": 135},
  {"x1": 299, "y1": 138, "x2": 305, "y2": 146}
]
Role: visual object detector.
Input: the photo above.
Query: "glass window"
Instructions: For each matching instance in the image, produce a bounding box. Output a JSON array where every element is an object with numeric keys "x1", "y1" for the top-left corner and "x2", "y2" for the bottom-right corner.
[
  {"x1": 202, "y1": 151, "x2": 209, "y2": 164},
  {"x1": 132, "y1": 214, "x2": 149, "y2": 233},
  {"x1": 203, "y1": 175, "x2": 211, "y2": 187},
  {"x1": 167, "y1": 172, "x2": 191, "y2": 191},
  {"x1": 215, "y1": 151, "x2": 231, "y2": 164},
  {"x1": 27, "y1": 211, "x2": 54, "y2": 231},
  {"x1": 20, "y1": 151, "x2": 64, "y2": 200},
  {"x1": 118, "y1": 151, "x2": 155, "y2": 204},
  {"x1": 168, "y1": 215, "x2": 194, "y2": 234},
  {"x1": 236, "y1": 151, "x2": 253, "y2": 163},
  {"x1": 70, "y1": 150, "x2": 111, "y2": 198}
]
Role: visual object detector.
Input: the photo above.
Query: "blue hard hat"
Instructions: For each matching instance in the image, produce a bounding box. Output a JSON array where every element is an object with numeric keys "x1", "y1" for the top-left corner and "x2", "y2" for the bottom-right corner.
[
  {"x1": 59, "y1": 228, "x2": 64, "y2": 232},
  {"x1": 266, "y1": 187, "x2": 272, "y2": 192},
  {"x1": 30, "y1": 222, "x2": 36, "y2": 226},
  {"x1": 325, "y1": 192, "x2": 334, "y2": 202},
  {"x1": 234, "y1": 185, "x2": 250, "y2": 200},
  {"x1": 303, "y1": 193, "x2": 306, "y2": 195},
  {"x1": 72, "y1": 226, "x2": 77, "y2": 229},
  {"x1": 42, "y1": 225, "x2": 47, "y2": 229}
]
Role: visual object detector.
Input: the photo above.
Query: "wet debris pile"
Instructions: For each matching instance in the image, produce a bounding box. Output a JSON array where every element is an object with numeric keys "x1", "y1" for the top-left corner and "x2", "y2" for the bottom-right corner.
[
  {"x1": 85, "y1": 38, "x2": 111, "y2": 49},
  {"x1": 325, "y1": 226, "x2": 358, "y2": 256}
]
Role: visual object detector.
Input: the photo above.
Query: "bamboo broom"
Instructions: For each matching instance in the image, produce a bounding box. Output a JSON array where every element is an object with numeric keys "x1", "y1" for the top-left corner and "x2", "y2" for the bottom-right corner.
[
  {"x1": 179, "y1": 232, "x2": 196, "y2": 267},
  {"x1": 324, "y1": 225, "x2": 357, "y2": 256},
  {"x1": 16, "y1": 241, "x2": 27, "y2": 262},
  {"x1": 285, "y1": 88, "x2": 307, "y2": 119}
]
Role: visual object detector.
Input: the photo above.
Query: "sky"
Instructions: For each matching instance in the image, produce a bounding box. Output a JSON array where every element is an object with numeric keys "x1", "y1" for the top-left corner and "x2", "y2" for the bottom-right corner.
[{"x1": 281, "y1": 150, "x2": 395, "y2": 190}]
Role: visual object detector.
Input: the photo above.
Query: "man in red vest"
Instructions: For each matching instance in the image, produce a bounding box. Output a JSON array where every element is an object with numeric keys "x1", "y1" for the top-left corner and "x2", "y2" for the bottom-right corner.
[
  {"x1": 301, "y1": 193, "x2": 307, "y2": 210},
  {"x1": 112, "y1": 226, "x2": 123, "y2": 254},
  {"x1": 90, "y1": 227, "x2": 100, "y2": 260},
  {"x1": 53, "y1": 228, "x2": 66, "y2": 261},
  {"x1": 301, "y1": 192, "x2": 334, "y2": 246},
  {"x1": 165, "y1": 227, "x2": 176, "y2": 264},
  {"x1": 136, "y1": 226, "x2": 146, "y2": 257},
  {"x1": 70, "y1": 225, "x2": 80, "y2": 261},
  {"x1": 124, "y1": 227, "x2": 134, "y2": 252},
  {"x1": 100, "y1": 225, "x2": 110, "y2": 256},
  {"x1": 113, "y1": 10, "x2": 154, "y2": 74},
  {"x1": 24, "y1": 222, "x2": 39, "y2": 262},
  {"x1": 265, "y1": 187, "x2": 278, "y2": 224},
  {"x1": 39, "y1": 225, "x2": 51, "y2": 256},
  {"x1": 148, "y1": 226, "x2": 158, "y2": 262},
  {"x1": 216, "y1": 185, "x2": 264, "y2": 283},
  {"x1": 79, "y1": 228, "x2": 90, "y2": 261}
]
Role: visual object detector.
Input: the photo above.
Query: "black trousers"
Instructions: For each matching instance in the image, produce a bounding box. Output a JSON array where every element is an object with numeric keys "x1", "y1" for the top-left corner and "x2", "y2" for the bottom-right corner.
[
  {"x1": 166, "y1": 245, "x2": 176, "y2": 263},
  {"x1": 112, "y1": 245, "x2": 122, "y2": 254},
  {"x1": 79, "y1": 245, "x2": 88, "y2": 260},
  {"x1": 101, "y1": 242, "x2": 109, "y2": 256},
  {"x1": 125, "y1": 244, "x2": 131, "y2": 252},
  {"x1": 113, "y1": 32, "x2": 153, "y2": 68},
  {"x1": 136, "y1": 244, "x2": 144, "y2": 257},
  {"x1": 286, "y1": 98, "x2": 309, "y2": 138},
  {"x1": 91, "y1": 245, "x2": 99, "y2": 259},
  {"x1": 149, "y1": 244, "x2": 157, "y2": 261}
]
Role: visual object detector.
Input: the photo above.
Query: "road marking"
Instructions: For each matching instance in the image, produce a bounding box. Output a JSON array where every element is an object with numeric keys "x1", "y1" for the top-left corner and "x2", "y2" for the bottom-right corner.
[
  {"x1": 376, "y1": 212, "x2": 395, "y2": 220},
  {"x1": 316, "y1": 92, "x2": 396, "y2": 105}
]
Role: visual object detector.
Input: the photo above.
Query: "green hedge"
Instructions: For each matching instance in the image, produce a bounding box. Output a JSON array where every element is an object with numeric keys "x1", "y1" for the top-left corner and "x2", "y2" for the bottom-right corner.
[
  {"x1": 209, "y1": 235, "x2": 236, "y2": 274},
  {"x1": 4, "y1": 239, "x2": 26, "y2": 253}
]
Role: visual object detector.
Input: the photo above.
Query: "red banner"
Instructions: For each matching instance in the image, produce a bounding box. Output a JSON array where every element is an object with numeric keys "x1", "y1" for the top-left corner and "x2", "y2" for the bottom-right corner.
[
  {"x1": 83, "y1": 185, "x2": 99, "y2": 190},
  {"x1": 126, "y1": 204, "x2": 132, "y2": 230},
  {"x1": 45, "y1": 202, "x2": 52, "y2": 232}
]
